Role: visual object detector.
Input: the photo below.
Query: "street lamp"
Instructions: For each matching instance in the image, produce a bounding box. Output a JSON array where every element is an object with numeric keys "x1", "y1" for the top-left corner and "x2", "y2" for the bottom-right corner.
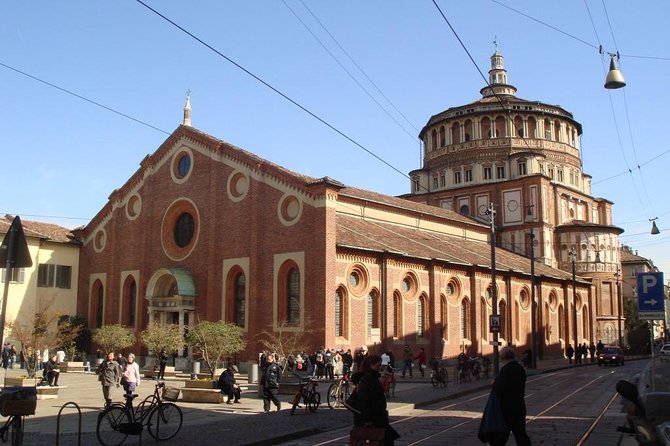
[
  {"x1": 485, "y1": 203, "x2": 500, "y2": 376},
  {"x1": 526, "y1": 206, "x2": 537, "y2": 369},
  {"x1": 568, "y1": 249, "x2": 578, "y2": 352}
]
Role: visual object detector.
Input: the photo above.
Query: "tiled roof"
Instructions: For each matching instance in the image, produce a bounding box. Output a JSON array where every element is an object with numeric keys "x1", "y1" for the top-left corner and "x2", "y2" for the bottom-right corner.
[
  {"x1": 0, "y1": 215, "x2": 78, "y2": 244},
  {"x1": 336, "y1": 214, "x2": 574, "y2": 280},
  {"x1": 620, "y1": 248, "x2": 652, "y2": 264}
]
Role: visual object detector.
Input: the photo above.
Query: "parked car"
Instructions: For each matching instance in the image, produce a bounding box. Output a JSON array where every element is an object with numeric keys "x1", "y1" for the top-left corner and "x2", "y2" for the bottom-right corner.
[
  {"x1": 660, "y1": 344, "x2": 670, "y2": 356},
  {"x1": 598, "y1": 346, "x2": 624, "y2": 366}
]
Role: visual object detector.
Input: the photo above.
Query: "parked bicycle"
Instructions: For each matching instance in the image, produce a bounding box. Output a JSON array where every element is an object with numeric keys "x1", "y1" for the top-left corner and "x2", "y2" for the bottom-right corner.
[
  {"x1": 96, "y1": 381, "x2": 183, "y2": 446},
  {"x1": 326, "y1": 372, "x2": 350, "y2": 409},
  {"x1": 289, "y1": 374, "x2": 320, "y2": 415}
]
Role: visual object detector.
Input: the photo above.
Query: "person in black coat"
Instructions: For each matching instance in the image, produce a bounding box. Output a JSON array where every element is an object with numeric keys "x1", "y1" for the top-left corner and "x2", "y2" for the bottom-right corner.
[
  {"x1": 218, "y1": 365, "x2": 241, "y2": 404},
  {"x1": 261, "y1": 354, "x2": 281, "y2": 413},
  {"x1": 488, "y1": 347, "x2": 530, "y2": 446},
  {"x1": 352, "y1": 354, "x2": 398, "y2": 445}
]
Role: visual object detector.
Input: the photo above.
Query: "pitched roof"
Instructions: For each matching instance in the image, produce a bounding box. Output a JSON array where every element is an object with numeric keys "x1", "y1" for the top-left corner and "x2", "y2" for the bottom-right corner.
[
  {"x1": 0, "y1": 215, "x2": 78, "y2": 244},
  {"x1": 336, "y1": 214, "x2": 574, "y2": 281}
]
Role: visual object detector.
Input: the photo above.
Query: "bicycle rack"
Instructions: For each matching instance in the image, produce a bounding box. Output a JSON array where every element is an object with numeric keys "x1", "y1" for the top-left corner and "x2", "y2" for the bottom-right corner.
[{"x1": 56, "y1": 401, "x2": 81, "y2": 446}]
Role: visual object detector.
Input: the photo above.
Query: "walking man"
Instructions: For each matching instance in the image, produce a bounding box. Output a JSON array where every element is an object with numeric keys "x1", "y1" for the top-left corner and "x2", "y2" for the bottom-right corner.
[
  {"x1": 98, "y1": 351, "x2": 120, "y2": 409},
  {"x1": 261, "y1": 354, "x2": 281, "y2": 413}
]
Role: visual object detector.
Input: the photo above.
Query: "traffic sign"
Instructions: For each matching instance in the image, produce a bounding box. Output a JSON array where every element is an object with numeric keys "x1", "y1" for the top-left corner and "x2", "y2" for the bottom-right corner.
[
  {"x1": 489, "y1": 315, "x2": 500, "y2": 333},
  {"x1": 637, "y1": 272, "x2": 665, "y2": 320}
]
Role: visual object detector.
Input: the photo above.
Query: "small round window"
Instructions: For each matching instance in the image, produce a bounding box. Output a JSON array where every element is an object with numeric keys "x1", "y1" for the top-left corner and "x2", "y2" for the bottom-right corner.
[
  {"x1": 349, "y1": 271, "x2": 360, "y2": 288},
  {"x1": 402, "y1": 278, "x2": 411, "y2": 293},
  {"x1": 174, "y1": 212, "x2": 194, "y2": 247},
  {"x1": 347, "y1": 264, "x2": 369, "y2": 296}
]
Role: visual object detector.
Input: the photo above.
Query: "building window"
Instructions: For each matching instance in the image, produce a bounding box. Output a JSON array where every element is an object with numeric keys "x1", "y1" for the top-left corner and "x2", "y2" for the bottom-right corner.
[
  {"x1": 127, "y1": 279, "x2": 137, "y2": 327},
  {"x1": 393, "y1": 291, "x2": 402, "y2": 338},
  {"x1": 2, "y1": 268, "x2": 25, "y2": 284},
  {"x1": 412, "y1": 177, "x2": 420, "y2": 193},
  {"x1": 483, "y1": 167, "x2": 492, "y2": 180},
  {"x1": 38, "y1": 264, "x2": 71, "y2": 288},
  {"x1": 335, "y1": 288, "x2": 346, "y2": 337},
  {"x1": 287, "y1": 269, "x2": 300, "y2": 324},
  {"x1": 465, "y1": 169, "x2": 473, "y2": 182},
  {"x1": 454, "y1": 171, "x2": 462, "y2": 184},
  {"x1": 367, "y1": 290, "x2": 380, "y2": 338},
  {"x1": 174, "y1": 212, "x2": 194, "y2": 247},
  {"x1": 439, "y1": 173, "x2": 446, "y2": 187},
  {"x1": 460, "y1": 298, "x2": 470, "y2": 339},
  {"x1": 440, "y1": 295, "x2": 448, "y2": 340},
  {"x1": 517, "y1": 161, "x2": 527, "y2": 176},
  {"x1": 496, "y1": 166, "x2": 505, "y2": 179},
  {"x1": 93, "y1": 280, "x2": 104, "y2": 329},
  {"x1": 557, "y1": 170, "x2": 564, "y2": 182},
  {"x1": 433, "y1": 176, "x2": 439, "y2": 189},
  {"x1": 233, "y1": 273, "x2": 246, "y2": 327},
  {"x1": 417, "y1": 295, "x2": 427, "y2": 338},
  {"x1": 499, "y1": 300, "x2": 507, "y2": 339}
]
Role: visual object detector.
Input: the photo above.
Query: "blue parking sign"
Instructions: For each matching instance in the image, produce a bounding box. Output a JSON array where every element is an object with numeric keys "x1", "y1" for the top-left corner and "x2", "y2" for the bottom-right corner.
[{"x1": 637, "y1": 272, "x2": 665, "y2": 320}]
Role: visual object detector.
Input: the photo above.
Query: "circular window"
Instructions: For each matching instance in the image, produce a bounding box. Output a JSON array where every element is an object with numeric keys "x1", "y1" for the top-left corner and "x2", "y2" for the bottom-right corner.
[
  {"x1": 446, "y1": 280, "x2": 461, "y2": 304},
  {"x1": 177, "y1": 154, "x2": 191, "y2": 178},
  {"x1": 227, "y1": 171, "x2": 249, "y2": 202},
  {"x1": 519, "y1": 288, "x2": 530, "y2": 310},
  {"x1": 548, "y1": 292, "x2": 558, "y2": 311},
  {"x1": 93, "y1": 229, "x2": 106, "y2": 253},
  {"x1": 400, "y1": 272, "x2": 418, "y2": 299},
  {"x1": 347, "y1": 264, "x2": 369, "y2": 296},
  {"x1": 170, "y1": 147, "x2": 194, "y2": 184},
  {"x1": 161, "y1": 198, "x2": 200, "y2": 261},
  {"x1": 278, "y1": 195, "x2": 302, "y2": 226},
  {"x1": 174, "y1": 212, "x2": 194, "y2": 247},
  {"x1": 126, "y1": 194, "x2": 142, "y2": 220},
  {"x1": 507, "y1": 199, "x2": 518, "y2": 212}
]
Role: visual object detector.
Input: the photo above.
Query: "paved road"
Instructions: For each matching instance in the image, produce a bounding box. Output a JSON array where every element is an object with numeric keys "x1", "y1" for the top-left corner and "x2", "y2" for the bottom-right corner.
[{"x1": 0, "y1": 357, "x2": 644, "y2": 445}]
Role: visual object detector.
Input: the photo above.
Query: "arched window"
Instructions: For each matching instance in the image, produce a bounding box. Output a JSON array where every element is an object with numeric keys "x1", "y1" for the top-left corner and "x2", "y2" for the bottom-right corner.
[
  {"x1": 451, "y1": 122, "x2": 461, "y2": 144},
  {"x1": 431, "y1": 129, "x2": 437, "y2": 149},
  {"x1": 481, "y1": 298, "x2": 487, "y2": 339},
  {"x1": 464, "y1": 119, "x2": 473, "y2": 141},
  {"x1": 582, "y1": 305, "x2": 589, "y2": 342},
  {"x1": 559, "y1": 304, "x2": 565, "y2": 340},
  {"x1": 93, "y1": 280, "x2": 104, "y2": 329},
  {"x1": 393, "y1": 291, "x2": 402, "y2": 338},
  {"x1": 514, "y1": 116, "x2": 524, "y2": 137},
  {"x1": 499, "y1": 300, "x2": 507, "y2": 339},
  {"x1": 233, "y1": 272, "x2": 246, "y2": 327},
  {"x1": 527, "y1": 117, "x2": 537, "y2": 138},
  {"x1": 287, "y1": 269, "x2": 300, "y2": 324},
  {"x1": 367, "y1": 290, "x2": 380, "y2": 338},
  {"x1": 495, "y1": 116, "x2": 506, "y2": 137},
  {"x1": 460, "y1": 298, "x2": 470, "y2": 339},
  {"x1": 439, "y1": 126, "x2": 446, "y2": 147},
  {"x1": 122, "y1": 276, "x2": 137, "y2": 327},
  {"x1": 417, "y1": 295, "x2": 428, "y2": 338},
  {"x1": 514, "y1": 301, "x2": 520, "y2": 341},
  {"x1": 481, "y1": 117, "x2": 492, "y2": 138},
  {"x1": 441, "y1": 295, "x2": 448, "y2": 340},
  {"x1": 335, "y1": 287, "x2": 347, "y2": 337}
]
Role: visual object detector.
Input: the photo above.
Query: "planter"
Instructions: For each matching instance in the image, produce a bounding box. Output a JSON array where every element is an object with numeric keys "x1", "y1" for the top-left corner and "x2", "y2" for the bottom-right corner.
[
  {"x1": 59, "y1": 361, "x2": 86, "y2": 373},
  {"x1": 180, "y1": 388, "x2": 223, "y2": 403},
  {"x1": 184, "y1": 380, "x2": 217, "y2": 389},
  {"x1": 4, "y1": 377, "x2": 40, "y2": 387}
]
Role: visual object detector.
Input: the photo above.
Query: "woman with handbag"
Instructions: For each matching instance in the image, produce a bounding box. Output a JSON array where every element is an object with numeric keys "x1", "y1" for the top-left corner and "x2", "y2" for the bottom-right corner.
[{"x1": 349, "y1": 354, "x2": 399, "y2": 446}]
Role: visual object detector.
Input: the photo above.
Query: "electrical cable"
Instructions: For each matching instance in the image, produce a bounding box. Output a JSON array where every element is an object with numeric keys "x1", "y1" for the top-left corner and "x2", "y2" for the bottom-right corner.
[
  {"x1": 281, "y1": 0, "x2": 417, "y2": 141},
  {"x1": 134, "y1": 0, "x2": 420, "y2": 190}
]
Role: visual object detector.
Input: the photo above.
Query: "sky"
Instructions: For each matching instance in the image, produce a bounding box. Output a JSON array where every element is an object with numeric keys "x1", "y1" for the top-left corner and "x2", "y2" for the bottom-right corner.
[{"x1": 1, "y1": 1, "x2": 669, "y2": 276}]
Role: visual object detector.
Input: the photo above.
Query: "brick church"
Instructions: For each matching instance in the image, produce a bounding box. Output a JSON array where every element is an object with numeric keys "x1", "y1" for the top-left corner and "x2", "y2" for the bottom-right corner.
[{"x1": 75, "y1": 50, "x2": 621, "y2": 365}]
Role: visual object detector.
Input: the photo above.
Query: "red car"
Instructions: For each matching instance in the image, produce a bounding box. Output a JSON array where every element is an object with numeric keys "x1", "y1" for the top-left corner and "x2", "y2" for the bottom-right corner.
[{"x1": 598, "y1": 346, "x2": 624, "y2": 366}]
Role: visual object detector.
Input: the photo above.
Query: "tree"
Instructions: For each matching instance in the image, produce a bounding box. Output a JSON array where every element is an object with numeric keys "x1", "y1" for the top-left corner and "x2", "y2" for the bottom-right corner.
[
  {"x1": 8, "y1": 298, "x2": 60, "y2": 378},
  {"x1": 93, "y1": 324, "x2": 135, "y2": 354},
  {"x1": 185, "y1": 320, "x2": 246, "y2": 380},
  {"x1": 256, "y1": 317, "x2": 315, "y2": 372},
  {"x1": 140, "y1": 322, "x2": 185, "y2": 363},
  {"x1": 56, "y1": 315, "x2": 89, "y2": 361}
]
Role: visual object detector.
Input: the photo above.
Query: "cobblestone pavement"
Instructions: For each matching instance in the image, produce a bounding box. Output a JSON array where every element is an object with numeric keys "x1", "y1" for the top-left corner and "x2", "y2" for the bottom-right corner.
[{"x1": 0, "y1": 357, "x2": 642, "y2": 445}]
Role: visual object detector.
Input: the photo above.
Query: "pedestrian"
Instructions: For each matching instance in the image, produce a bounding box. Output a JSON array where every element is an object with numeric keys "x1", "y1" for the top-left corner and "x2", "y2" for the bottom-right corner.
[
  {"x1": 122, "y1": 353, "x2": 141, "y2": 396},
  {"x1": 2, "y1": 343, "x2": 10, "y2": 369},
  {"x1": 342, "y1": 349, "x2": 354, "y2": 375},
  {"x1": 158, "y1": 349, "x2": 168, "y2": 380},
  {"x1": 596, "y1": 340, "x2": 604, "y2": 355},
  {"x1": 589, "y1": 343, "x2": 596, "y2": 363},
  {"x1": 218, "y1": 364, "x2": 241, "y2": 404},
  {"x1": 415, "y1": 347, "x2": 427, "y2": 377},
  {"x1": 485, "y1": 346, "x2": 530, "y2": 446},
  {"x1": 96, "y1": 348, "x2": 105, "y2": 366},
  {"x1": 566, "y1": 344, "x2": 574, "y2": 364},
  {"x1": 401, "y1": 345, "x2": 413, "y2": 378},
  {"x1": 43, "y1": 354, "x2": 60, "y2": 386},
  {"x1": 381, "y1": 351, "x2": 391, "y2": 372},
  {"x1": 353, "y1": 346, "x2": 368, "y2": 373},
  {"x1": 9, "y1": 345, "x2": 17, "y2": 369},
  {"x1": 261, "y1": 353, "x2": 281, "y2": 413},
  {"x1": 41, "y1": 347, "x2": 49, "y2": 370},
  {"x1": 333, "y1": 350, "x2": 343, "y2": 378},
  {"x1": 97, "y1": 351, "x2": 120, "y2": 409},
  {"x1": 348, "y1": 354, "x2": 400, "y2": 445}
]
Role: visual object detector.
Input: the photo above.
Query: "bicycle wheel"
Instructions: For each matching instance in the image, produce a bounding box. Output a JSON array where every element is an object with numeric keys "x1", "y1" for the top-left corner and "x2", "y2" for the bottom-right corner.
[
  {"x1": 430, "y1": 372, "x2": 439, "y2": 388},
  {"x1": 307, "y1": 390, "x2": 320, "y2": 412},
  {"x1": 96, "y1": 406, "x2": 131, "y2": 446},
  {"x1": 10, "y1": 416, "x2": 22, "y2": 446},
  {"x1": 147, "y1": 402, "x2": 183, "y2": 441},
  {"x1": 327, "y1": 383, "x2": 339, "y2": 409},
  {"x1": 290, "y1": 391, "x2": 302, "y2": 415}
]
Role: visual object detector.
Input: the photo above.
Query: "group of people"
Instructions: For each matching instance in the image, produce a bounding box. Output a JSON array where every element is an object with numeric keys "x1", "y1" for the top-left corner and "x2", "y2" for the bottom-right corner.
[
  {"x1": 96, "y1": 351, "x2": 141, "y2": 409},
  {"x1": 285, "y1": 348, "x2": 355, "y2": 380},
  {"x1": 566, "y1": 340, "x2": 605, "y2": 364}
]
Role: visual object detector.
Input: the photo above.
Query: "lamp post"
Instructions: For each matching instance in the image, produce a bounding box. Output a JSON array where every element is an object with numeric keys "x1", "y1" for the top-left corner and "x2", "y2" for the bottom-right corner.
[
  {"x1": 568, "y1": 249, "x2": 578, "y2": 351},
  {"x1": 616, "y1": 268, "x2": 623, "y2": 348},
  {"x1": 485, "y1": 203, "x2": 499, "y2": 376},
  {"x1": 526, "y1": 206, "x2": 537, "y2": 369}
]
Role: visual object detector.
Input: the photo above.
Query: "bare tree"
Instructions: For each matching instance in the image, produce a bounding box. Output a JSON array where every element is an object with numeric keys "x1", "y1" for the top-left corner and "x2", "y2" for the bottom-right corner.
[
  {"x1": 256, "y1": 317, "x2": 315, "y2": 372},
  {"x1": 8, "y1": 298, "x2": 59, "y2": 378}
]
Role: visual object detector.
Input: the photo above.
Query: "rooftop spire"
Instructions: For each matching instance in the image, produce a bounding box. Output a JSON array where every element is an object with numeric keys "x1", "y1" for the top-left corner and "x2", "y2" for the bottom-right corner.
[
  {"x1": 183, "y1": 90, "x2": 192, "y2": 127},
  {"x1": 480, "y1": 46, "x2": 517, "y2": 98}
]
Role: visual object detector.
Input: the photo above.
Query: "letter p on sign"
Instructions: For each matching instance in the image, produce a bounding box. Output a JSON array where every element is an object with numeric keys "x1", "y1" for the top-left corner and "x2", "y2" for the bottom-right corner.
[{"x1": 641, "y1": 275, "x2": 657, "y2": 294}]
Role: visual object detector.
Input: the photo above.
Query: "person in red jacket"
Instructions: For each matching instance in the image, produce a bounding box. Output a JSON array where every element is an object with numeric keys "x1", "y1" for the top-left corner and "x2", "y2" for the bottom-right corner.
[{"x1": 415, "y1": 348, "x2": 427, "y2": 377}]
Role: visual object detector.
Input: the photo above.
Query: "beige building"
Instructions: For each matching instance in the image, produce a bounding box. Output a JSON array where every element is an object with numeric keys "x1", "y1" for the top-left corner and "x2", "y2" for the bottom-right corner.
[
  {"x1": 0, "y1": 215, "x2": 80, "y2": 344},
  {"x1": 403, "y1": 49, "x2": 624, "y2": 346}
]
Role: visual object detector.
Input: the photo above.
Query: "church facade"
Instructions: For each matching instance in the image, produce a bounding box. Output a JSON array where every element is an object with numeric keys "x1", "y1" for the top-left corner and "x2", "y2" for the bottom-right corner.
[{"x1": 74, "y1": 52, "x2": 618, "y2": 365}]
